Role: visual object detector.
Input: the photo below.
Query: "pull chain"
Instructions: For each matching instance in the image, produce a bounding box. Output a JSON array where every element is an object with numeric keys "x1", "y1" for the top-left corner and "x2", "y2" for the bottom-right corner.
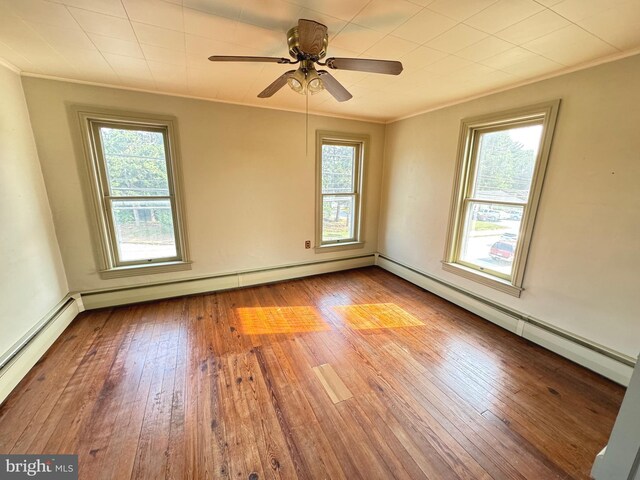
[{"x1": 305, "y1": 91, "x2": 309, "y2": 156}]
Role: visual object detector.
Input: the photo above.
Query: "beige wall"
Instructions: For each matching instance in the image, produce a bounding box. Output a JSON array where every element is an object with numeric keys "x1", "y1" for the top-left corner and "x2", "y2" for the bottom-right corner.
[
  {"x1": 21, "y1": 77, "x2": 385, "y2": 293},
  {"x1": 380, "y1": 54, "x2": 640, "y2": 359},
  {"x1": 0, "y1": 65, "x2": 68, "y2": 359}
]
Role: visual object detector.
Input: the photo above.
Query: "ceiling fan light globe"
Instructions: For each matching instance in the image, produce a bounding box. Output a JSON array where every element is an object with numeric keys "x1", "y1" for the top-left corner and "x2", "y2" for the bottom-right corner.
[
  {"x1": 287, "y1": 77, "x2": 304, "y2": 94},
  {"x1": 307, "y1": 77, "x2": 324, "y2": 94}
]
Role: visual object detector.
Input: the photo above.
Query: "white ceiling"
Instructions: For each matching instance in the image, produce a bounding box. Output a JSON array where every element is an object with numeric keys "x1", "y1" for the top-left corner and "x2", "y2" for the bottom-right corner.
[{"x1": 1, "y1": 0, "x2": 639, "y2": 122}]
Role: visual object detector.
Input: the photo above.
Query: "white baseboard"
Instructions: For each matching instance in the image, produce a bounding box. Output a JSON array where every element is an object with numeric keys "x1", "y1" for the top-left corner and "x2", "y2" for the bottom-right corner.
[
  {"x1": 0, "y1": 296, "x2": 80, "y2": 405},
  {"x1": 376, "y1": 255, "x2": 635, "y2": 386},
  {"x1": 81, "y1": 254, "x2": 376, "y2": 310}
]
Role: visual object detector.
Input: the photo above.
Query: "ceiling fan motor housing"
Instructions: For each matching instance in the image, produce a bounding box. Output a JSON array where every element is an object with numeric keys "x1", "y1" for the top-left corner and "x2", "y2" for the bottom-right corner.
[{"x1": 287, "y1": 25, "x2": 328, "y2": 60}]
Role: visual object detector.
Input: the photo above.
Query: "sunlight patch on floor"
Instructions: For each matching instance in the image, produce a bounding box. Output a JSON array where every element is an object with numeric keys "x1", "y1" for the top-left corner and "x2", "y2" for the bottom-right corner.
[
  {"x1": 236, "y1": 306, "x2": 330, "y2": 335},
  {"x1": 333, "y1": 303, "x2": 425, "y2": 330}
]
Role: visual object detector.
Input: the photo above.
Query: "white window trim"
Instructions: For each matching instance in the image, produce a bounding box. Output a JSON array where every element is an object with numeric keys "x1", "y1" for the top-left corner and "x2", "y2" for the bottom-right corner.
[
  {"x1": 315, "y1": 131, "x2": 368, "y2": 253},
  {"x1": 443, "y1": 100, "x2": 560, "y2": 297},
  {"x1": 76, "y1": 108, "x2": 191, "y2": 278}
]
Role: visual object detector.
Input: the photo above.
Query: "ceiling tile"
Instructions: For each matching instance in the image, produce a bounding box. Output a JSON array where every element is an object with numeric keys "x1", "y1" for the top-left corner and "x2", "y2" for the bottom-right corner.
[
  {"x1": 27, "y1": 22, "x2": 96, "y2": 51},
  {"x1": 238, "y1": 0, "x2": 302, "y2": 32},
  {"x1": 464, "y1": 0, "x2": 544, "y2": 34},
  {"x1": 0, "y1": 15, "x2": 75, "y2": 72},
  {"x1": 186, "y1": 34, "x2": 255, "y2": 60},
  {"x1": 427, "y1": 0, "x2": 498, "y2": 21},
  {"x1": 90, "y1": 33, "x2": 144, "y2": 57},
  {"x1": 231, "y1": 22, "x2": 286, "y2": 54},
  {"x1": 499, "y1": 54, "x2": 562, "y2": 77},
  {"x1": 535, "y1": 0, "x2": 563, "y2": 6},
  {"x1": 480, "y1": 46, "x2": 534, "y2": 69},
  {"x1": 426, "y1": 24, "x2": 487, "y2": 53},
  {"x1": 4, "y1": 0, "x2": 77, "y2": 29},
  {"x1": 133, "y1": 22, "x2": 186, "y2": 50},
  {"x1": 456, "y1": 35, "x2": 512, "y2": 61},
  {"x1": 187, "y1": 67, "x2": 220, "y2": 96},
  {"x1": 577, "y1": 1, "x2": 640, "y2": 50},
  {"x1": 362, "y1": 35, "x2": 420, "y2": 60},
  {"x1": 423, "y1": 54, "x2": 474, "y2": 74},
  {"x1": 55, "y1": 47, "x2": 120, "y2": 82},
  {"x1": 122, "y1": 0, "x2": 184, "y2": 31},
  {"x1": 465, "y1": 68, "x2": 518, "y2": 89},
  {"x1": 148, "y1": 60, "x2": 187, "y2": 86},
  {"x1": 354, "y1": 71, "x2": 400, "y2": 90},
  {"x1": 495, "y1": 9, "x2": 570, "y2": 45},
  {"x1": 450, "y1": 62, "x2": 496, "y2": 82},
  {"x1": 48, "y1": 0, "x2": 127, "y2": 18},
  {"x1": 551, "y1": 0, "x2": 629, "y2": 22},
  {"x1": 141, "y1": 43, "x2": 186, "y2": 65},
  {"x1": 399, "y1": 45, "x2": 448, "y2": 72},
  {"x1": 68, "y1": 7, "x2": 138, "y2": 41},
  {"x1": 330, "y1": 23, "x2": 386, "y2": 54},
  {"x1": 116, "y1": 75, "x2": 157, "y2": 89},
  {"x1": 392, "y1": 8, "x2": 457, "y2": 44},
  {"x1": 482, "y1": 47, "x2": 563, "y2": 77},
  {"x1": 352, "y1": 0, "x2": 422, "y2": 35},
  {"x1": 0, "y1": 40, "x2": 35, "y2": 70},
  {"x1": 524, "y1": 24, "x2": 618, "y2": 65},
  {"x1": 279, "y1": 0, "x2": 371, "y2": 22},
  {"x1": 183, "y1": 8, "x2": 237, "y2": 41},
  {"x1": 103, "y1": 52, "x2": 153, "y2": 78},
  {"x1": 182, "y1": 0, "x2": 242, "y2": 19}
]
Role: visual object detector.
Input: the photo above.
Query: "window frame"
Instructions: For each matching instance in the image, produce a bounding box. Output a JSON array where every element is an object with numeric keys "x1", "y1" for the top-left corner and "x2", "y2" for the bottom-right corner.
[
  {"x1": 443, "y1": 100, "x2": 560, "y2": 296},
  {"x1": 315, "y1": 131, "x2": 368, "y2": 252},
  {"x1": 77, "y1": 109, "x2": 190, "y2": 278}
]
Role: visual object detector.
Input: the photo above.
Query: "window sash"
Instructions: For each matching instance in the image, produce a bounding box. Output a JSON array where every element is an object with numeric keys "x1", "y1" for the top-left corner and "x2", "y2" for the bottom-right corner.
[
  {"x1": 320, "y1": 193, "x2": 358, "y2": 243},
  {"x1": 104, "y1": 197, "x2": 181, "y2": 266},
  {"x1": 456, "y1": 200, "x2": 527, "y2": 281},
  {"x1": 318, "y1": 138, "x2": 363, "y2": 246},
  {"x1": 321, "y1": 142, "x2": 358, "y2": 195},
  {"x1": 88, "y1": 119, "x2": 185, "y2": 268},
  {"x1": 443, "y1": 100, "x2": 560, "y2": 295}
]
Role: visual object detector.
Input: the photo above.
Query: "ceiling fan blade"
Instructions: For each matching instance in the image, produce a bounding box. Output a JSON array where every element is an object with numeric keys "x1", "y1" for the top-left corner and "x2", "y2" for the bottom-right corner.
[
  {"x1": 257, "y1": 70, "x2": 296, "y2": 98},
  {"x1": 325, "y1": 57, "x2": 403, "y2": 75},
  {"x1": 318, "y1": 71, "x2": 352, "y2": 102},
  {"x1": 209, "y1": 55, "x2": 292, "y2": 64},
  {"x1": 298, "y1": 19, "x2": 328, "y2": 55}
]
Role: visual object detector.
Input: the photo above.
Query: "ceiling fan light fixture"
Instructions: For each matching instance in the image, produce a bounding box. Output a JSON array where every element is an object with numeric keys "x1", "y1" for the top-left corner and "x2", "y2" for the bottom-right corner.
[
  {"x1": 287, "y1": 66, "x2": 325, "y2": 95},
  {"x1": 306, "y1": 69, "x2": 324, "y2": 95},
  {"x1": 287, "y1": 68, "x2": 306, "y2": 94}
]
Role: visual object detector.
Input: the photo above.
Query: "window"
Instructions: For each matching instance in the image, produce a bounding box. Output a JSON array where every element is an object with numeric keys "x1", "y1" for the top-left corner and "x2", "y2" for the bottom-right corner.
[
  {"x1": 78, "y1": 110, "x2": 189, "y2": 277},
  {"x1": 443, "y1": 101, "x2": 560, "y2": 296},
  {"x1": 316, "y1": 131, "x2": 368, "y2": 251}
]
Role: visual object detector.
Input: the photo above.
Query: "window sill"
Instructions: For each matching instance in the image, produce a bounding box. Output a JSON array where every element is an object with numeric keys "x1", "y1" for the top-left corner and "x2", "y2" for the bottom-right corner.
[
  {"x1": 441, "y1": 261, "x2": 523, "y2": 297},
  {"x1": 100, "y1": 261, "x2": 192, "y2": 279},
  {"x1": 315, "y1": 241, "x2": 365, "y2": 254}
]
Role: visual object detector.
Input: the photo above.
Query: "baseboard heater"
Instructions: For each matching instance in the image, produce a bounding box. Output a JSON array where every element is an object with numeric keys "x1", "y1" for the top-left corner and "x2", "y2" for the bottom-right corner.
[
  {"x1": 0, "y1": 295, "x2": 81, "y2": 405},
  {"x1": 376, "y1": 253, "x2": 636, "y2": 386},
  {"x1": 0, "y1": 296, "x2": 76, "y2": 371}
]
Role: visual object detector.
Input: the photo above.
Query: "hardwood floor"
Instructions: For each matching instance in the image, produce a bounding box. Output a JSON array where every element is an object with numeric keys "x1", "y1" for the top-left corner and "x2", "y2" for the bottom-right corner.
[{"x1": 0, "y1": 267, "x2": 624, "y2": 479}]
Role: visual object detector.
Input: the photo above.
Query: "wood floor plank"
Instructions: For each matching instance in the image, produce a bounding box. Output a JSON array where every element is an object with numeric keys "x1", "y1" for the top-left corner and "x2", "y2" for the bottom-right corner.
[{"x1": 0, "y1": 267, "x2": 625, "y2": 480}]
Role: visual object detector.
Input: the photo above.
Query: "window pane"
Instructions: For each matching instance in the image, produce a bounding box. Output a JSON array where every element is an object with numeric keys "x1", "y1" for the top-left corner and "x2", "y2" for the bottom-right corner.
[
  {"x1": 100, "y1": 127, "x2": 170, "y2": 196},
  {"x1": 111, "y1": 199, "x2": 177, "y2": 262},
  {"x1": 322, "y1": 144, "x2": 355, "y2": 194},
  {"x1": 458, "y1": 202, "x2": 524, "y2": 278},
  {"x1": 472, "y1": 124, "x2": 543, "y2": 203},
  {"x1": 322, "y1": 195, "x2": 355, "y2": 242}
]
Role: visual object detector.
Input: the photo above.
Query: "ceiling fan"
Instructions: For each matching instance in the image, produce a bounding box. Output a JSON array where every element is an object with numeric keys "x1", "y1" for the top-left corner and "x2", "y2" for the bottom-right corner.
[{"x1": 208, "y1": 19, "x2": 403, "y2": 102}]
